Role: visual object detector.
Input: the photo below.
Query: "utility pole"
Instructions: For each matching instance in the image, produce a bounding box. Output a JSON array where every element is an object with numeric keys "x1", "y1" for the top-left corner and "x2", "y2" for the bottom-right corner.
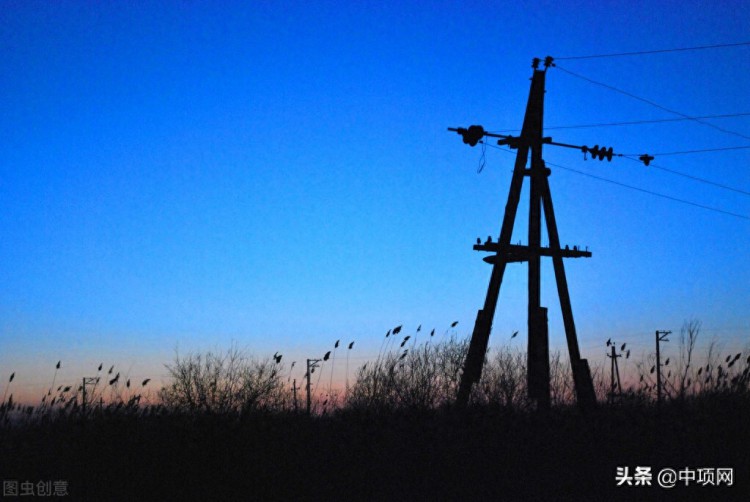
[
  {"x1": 607, "y1": 345, "x2": 623, "y2": 404},
  {"x1": 306, "y1": 359, "x2": 321, "y2": 415},
  {"x1": 292, "y1": 379, "x2": 298, "y2": 413},
  {"x1": 655, "y1": 330, "x2": 671, "y2": 406},
  {"x1": 81, "y1": 377, "x2": 99, "y2": 417},
  {"x1": 451, "y1": 57, "x2": 601, "y2": 411}
]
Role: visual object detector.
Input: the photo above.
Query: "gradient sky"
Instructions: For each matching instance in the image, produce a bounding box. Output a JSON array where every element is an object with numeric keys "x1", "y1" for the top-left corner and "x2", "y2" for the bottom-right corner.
[{"x1": 1, "y1": 1, "x2": 749, "y2": 401}]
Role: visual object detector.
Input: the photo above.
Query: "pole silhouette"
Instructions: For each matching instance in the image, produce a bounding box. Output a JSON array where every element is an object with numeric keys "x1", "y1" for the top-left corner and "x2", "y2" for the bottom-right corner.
[
  {"x1": 655, "y1": 330, "x2": 671, "y2": 406},
  {"x1": 305, "y1": 359, "x2": 320, "y2": 415},
  {"x1": 292, "y1": 379, "x2": 298, "y2": 413},
  {"x1": 607, "y1": 345, "x2": 623, "y2": 404},
  {"x1": 452, "y1": 57, "x2": 596, "y2": 410},
  {"x1": 81, "y1": 377, "x2": 98, "y2": 417}
]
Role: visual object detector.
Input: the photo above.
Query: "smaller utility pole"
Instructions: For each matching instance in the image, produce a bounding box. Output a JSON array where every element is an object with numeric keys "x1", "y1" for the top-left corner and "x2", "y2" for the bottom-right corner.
[
  {"x1": 306, "y1": 359, "x2": 321, "y2": 415},
  {"x1": 655, "y1": 330, "x2": 671, "y2": 406},
  {"x1": 607, "y1": 345, "x2": 622, "y2": 404},
  {"x1": 81, "y1": 377, "x2": 99, "y2": 417},
  {"x1": 292, "y1": 379, "x2": 298, "y2": 413}
]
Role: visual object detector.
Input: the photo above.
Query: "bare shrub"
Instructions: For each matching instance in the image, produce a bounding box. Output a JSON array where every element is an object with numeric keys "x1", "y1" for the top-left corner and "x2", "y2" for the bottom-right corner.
[
  {"x1": 477, "y1": 346, "x2": 528, "y2": 409},
  {"x1": 346, "y1": 336, "x2": 468, "y2": 411},
  {"x1": 160, "y1": 346, "x2": 289, "y2": 414}
]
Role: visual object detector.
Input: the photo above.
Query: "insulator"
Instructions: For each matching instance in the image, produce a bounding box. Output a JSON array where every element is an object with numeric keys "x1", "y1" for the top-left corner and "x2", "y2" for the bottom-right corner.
[
  {"x1": 497, "y1": 136, "x2": 520, "y2": 149},
  {"x1": 586, "y1": 145, "x2": 614, "y2": 161},
  {"x1": 460, "y1": 125, "x2": 485, "y2": 147}
]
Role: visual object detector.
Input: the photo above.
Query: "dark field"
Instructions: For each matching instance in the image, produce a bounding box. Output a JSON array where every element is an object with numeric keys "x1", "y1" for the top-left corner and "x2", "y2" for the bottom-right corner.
[{"x1": 2, "y1": 396, "x2": 749, "y2": 501}]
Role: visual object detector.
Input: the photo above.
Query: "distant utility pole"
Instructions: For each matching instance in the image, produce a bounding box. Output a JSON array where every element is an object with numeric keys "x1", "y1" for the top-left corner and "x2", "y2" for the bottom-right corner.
[
  {"x1": 292, "y1": 379, "x2": 298, "y2": 413},
  {"x1": 607, "y1": 345, "x2": 623, "y2": 404},
  {"x1": 305, "y1": 359, "x2": 321, "y2": 415},
  {"x1": 655, "y1": 330, "x2": 671, "y2": 406},
  {"x1": 81, "y1": 377, "x2": 99, "y2": 417}
]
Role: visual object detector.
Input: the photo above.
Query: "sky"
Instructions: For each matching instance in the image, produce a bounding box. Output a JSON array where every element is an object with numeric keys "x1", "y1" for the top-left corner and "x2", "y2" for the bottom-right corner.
[{"x1": 1, "y1": 1, "x2": 749, "y2": 402}]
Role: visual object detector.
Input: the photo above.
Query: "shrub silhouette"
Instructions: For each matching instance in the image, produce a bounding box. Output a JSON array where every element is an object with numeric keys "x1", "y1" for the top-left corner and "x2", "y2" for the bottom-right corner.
[
  {"x1": 346, "y1": 336, "x2": 468, "y2": 411},
  {"x1": 159, "y1": 346, "x2": 290, "y2": 414}
]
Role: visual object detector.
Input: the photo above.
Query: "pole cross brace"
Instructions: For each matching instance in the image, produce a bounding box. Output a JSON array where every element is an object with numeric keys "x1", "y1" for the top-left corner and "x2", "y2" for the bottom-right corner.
[{"x1": 474, "y1": 242, "x2": 592, "y2": 264}]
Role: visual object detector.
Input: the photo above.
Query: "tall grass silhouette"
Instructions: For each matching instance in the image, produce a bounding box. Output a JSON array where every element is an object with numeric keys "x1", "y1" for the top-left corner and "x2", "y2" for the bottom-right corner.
[{"x1": 2, "y1": 320, "x2": 749, "y2": 499}]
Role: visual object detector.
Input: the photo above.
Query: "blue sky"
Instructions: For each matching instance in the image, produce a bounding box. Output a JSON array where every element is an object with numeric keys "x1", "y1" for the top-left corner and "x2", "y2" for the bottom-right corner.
[{"x1": 1, "y1": 1, "x2": 749, "y2": 400}]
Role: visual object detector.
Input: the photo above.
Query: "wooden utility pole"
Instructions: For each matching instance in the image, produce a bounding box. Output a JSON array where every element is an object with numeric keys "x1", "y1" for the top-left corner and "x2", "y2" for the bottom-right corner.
[
  {"x1": 607, "y1": 345, "x2": 623, "y2": 404},
  {"x1": 292, "y1": 379, "x2": 298, "y2": 412},
  {"x1": 451, "y1": 57, "x2": 596, "y2": 410},
  {"x1": 81, "y1": 377, "x2": 98, "y2": 417},
  {"x1": 655, "y1": 330, "x2": 671, "y2": 405},
  {"x1": 305, "y1": 359, "x2": 320, "y2": 415}
]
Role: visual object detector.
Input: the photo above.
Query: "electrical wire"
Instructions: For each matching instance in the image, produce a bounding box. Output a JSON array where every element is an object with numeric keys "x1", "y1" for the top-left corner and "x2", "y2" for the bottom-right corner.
[
  {"x1": 488, "y1": 113, "x2": 750, "y2": 133},
  {"x1": 484, "y1": 140, "x2": 750, "y2": 197},
  {"x1": 625, "y1": 145, "x2": 750, "y2": 157},
  {"x1": 621, "y1": 156, "x2": 750, "y2": 196},
  {"x1": 553, "y1": 41, "x2": 750, "y2": 60},
  {"x1": 483, "y1": 143, "x2": 749, "y2": 220},
  {"x1": 610, "y1": 148, "x2": 750, "y2": 197},
  {"x1": 478, "y1": 137, "x2": 487, "y2": 173},
  {"x1": 580, "y1": 325, "x2": 750, "y2": 350},
  {"x1": 553, "y1": 64, "x2": 750, "y2": 142},
  {"x1": 545, "y1": 160, "x2": 750, "y2": 221}
]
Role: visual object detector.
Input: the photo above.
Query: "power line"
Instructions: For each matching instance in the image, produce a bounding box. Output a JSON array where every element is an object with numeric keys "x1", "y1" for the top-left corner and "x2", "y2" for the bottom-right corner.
[
  {"x1": 619, "y1": 150, "x2": 750, "y2": 197},
  {"x1": 488, "y1": 112, "x2": 750, "y2": 134},
  {"x1": 545, "y1": 160, "x2": 750, "y2": 221},
  {"x1": 533, "y1": 113, "x2": 750, "y2": 132},
  {"x1": 631, "y1": 158, "x2": 750, "y2": 197},
  {"x1": 484, "y1": 139, "x2": 750, "y2": 198},
  {"x1": 486, "y1": 142, "x2": 749, "y2": 218},
  {"x1": 553, "y1": 64, "x2": 750, "y2": 142},
  {"x1": 581, "y1": 325, "x2": 750, "y2": 350},
  {"x1": 553, "y1": 41, "x2": 750, "y2": 61},
  {"x1": 628, "y1": 145, "x2": 750, "y2": 156}
]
